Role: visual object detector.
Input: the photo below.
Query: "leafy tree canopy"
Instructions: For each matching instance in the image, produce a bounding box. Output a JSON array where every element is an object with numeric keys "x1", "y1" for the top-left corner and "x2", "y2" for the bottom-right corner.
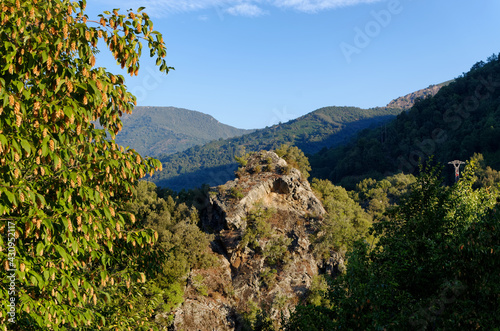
[
  {"x1": 288, "y1": 156, "x2": 500, "y2": 329},
  {"x1": 0, "y1": 0, "x2": 171, "y2": 329},
  {"x1": 120, "y1": 181, "x2": 217, "y2": 328},
  {"x1": 311, "y1": 179, "x2": 372, "y2": 258}
]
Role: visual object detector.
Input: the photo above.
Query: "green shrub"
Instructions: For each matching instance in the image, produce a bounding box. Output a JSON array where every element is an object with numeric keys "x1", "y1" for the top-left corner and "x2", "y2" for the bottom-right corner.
[
  {"x1": 259, "y1": 267, "x2": 278, "y2": 289},
  {"x1": 240, "y1": 300, "x2": 274, "y2": 331},
  {"x1": 240, "y1": 208, "x2": 275, "y2": 251},
  {"x1": 192, "y1": 274, "x2": 208, "y2": 296},
  {"x1": 275, "y1": 144, "x2": 311, "y2": 179},
  {"x1": 263, "y1": 235, "x2": 292, "y2": 266},
  {"x1": 311, "y1": 178, "x2": 372, "y2": 258},
  {"x1": 235, "y1": 153, "x2": 249, "y2": 167},
  {"x1": 230, "y1": 186, "x2": 245, "y2": 200},
  {"x1": 306, "y1": 275, "x2": 331, "y2": 307}
]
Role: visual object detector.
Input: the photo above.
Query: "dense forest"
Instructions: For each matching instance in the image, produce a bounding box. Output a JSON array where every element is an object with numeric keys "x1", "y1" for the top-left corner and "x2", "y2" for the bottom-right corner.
[
  {"x1": 310, "y1": 54, "x2": 500, "y2": 188},
  {"x1": 286, "y1": 157, "x2": 500, "y2": 330},
  {"x1": 151, "y1": 106, "x2": 401, "y2": 190}
]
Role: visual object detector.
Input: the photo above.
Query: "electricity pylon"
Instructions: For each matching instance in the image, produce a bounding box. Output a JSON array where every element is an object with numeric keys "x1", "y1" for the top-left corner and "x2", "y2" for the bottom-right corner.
[{"x1": 448, "y1": 160, "x2": 465, "y2": 183}]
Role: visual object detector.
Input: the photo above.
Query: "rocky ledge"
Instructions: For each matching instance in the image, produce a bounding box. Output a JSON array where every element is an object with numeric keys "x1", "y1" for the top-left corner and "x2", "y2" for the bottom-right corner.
[{"x1": 171, "y1": 151, "x2": 341, "y2": 330}]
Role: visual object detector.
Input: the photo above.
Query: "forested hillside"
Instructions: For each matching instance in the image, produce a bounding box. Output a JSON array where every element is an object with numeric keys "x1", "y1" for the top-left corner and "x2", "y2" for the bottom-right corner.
[
  {"x1": 287, "y1": 158, "x2": 500, "y2": 330},
  {"x1": 113, "y1": 106, "x2": 253, "y2": 157},
  {"x1": 151, "y1": 106, "x2": 401, "y2": 190},
  {"x1": 310, "y1": 54, "x2": 500, "y2": 188}
]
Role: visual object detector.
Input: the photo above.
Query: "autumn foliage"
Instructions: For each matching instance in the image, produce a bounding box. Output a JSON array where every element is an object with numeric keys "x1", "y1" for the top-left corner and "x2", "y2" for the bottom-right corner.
[{"x1": 0, "y1": 0, "x2": 172, "y2": 329}]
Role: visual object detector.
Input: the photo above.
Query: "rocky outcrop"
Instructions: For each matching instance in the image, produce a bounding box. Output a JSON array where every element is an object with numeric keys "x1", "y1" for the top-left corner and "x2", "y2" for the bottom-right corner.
[
  {"x1": 203, "y1": 151, "x2": 325, "y2": 233},
  {"x1": 171, "y1": 256, "x2": 237, "y2": 331},
  {"x1": 171, "y1": 151, "x2": 337, "y2": 330},
  {"x1": 387, "y1": 80, "x2": 453, "y2": 110}
]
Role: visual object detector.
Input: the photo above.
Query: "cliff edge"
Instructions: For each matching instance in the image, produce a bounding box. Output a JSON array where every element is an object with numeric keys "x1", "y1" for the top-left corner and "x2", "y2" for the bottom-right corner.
[{"x1": 171, "y1": 151, "x2": 341, "y2": 330}]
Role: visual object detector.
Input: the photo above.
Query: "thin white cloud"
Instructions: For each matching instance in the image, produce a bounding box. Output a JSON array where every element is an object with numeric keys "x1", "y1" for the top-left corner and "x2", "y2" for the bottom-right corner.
[
  {"x1": 94, "y1": 0, "x2": 227, "y2": 17},
  {"x1": 273, "y1": 0, "x2": 383, "y2": 13},
  {"x1": 91, "y1": 0, "x2": 385, "y2": 17},
  {"x1": 226, "y1": 3, "x2": 267, "y2": 17}
]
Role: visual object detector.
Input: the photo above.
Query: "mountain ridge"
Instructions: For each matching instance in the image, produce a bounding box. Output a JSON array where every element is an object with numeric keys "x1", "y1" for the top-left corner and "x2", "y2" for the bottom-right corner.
[
  {"x1": 310, "y1": 54, "x2": 500, "y2": 188},
  {"x1": 151, "y1": 106, "x2": 402, "y2": 191},
  {"x1": 115, "y1": 106, "x2": 254, "y2": 157}
]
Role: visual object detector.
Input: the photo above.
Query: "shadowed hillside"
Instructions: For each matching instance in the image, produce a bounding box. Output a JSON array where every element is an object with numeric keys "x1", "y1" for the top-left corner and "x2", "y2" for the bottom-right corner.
[
  {"x1": 310, "y1": 54, "x2": 500, "y2": 188},
  {"x1": 151, "y1": 106, "x2": 402, "y2": 190}
]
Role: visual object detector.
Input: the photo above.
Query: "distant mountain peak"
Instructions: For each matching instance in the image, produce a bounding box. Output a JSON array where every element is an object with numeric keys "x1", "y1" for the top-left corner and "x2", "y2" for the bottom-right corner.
[
  {"x1": 386, "y1": 80, "x2": 454, "y2": 110},
  {"x1": 114, "y1": 106, "x2": 253, "y2": 157}
]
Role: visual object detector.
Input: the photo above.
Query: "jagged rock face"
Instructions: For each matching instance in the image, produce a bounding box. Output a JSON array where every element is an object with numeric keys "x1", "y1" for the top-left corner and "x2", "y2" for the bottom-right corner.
[
  {"x1": 172, "y1": 151, "x2": 330, "y2": 330},
  {"x1": 386, "y1": 84, "x2": 444, "y2": 109},
  {"x1": 204, "y1": 151, "x2": 325, "y2": 233},
  {"x1": 172, "y1": 256, "x2": 237, "y2": 331}
]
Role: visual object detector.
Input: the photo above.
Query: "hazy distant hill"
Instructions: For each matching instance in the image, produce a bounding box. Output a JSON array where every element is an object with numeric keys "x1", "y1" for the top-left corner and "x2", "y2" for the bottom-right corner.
[
  {"x1": 386, "y1": 80, "x2": 454, "y2": 109},
  {"x1": 151, "y1": 106, "x2": 402, "y2": 190},
  {"x1": 115, "y1": 106, "x2": 253, "y2": 157},
  {"x1": 310, "y1": 54, "x2": 500, "y2": 188}
]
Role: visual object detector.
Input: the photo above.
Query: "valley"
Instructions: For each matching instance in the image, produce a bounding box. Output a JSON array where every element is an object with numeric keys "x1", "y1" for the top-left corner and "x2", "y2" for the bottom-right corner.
[{"x1": 3, "y1": 4, "x2": 499, "y2": 328}]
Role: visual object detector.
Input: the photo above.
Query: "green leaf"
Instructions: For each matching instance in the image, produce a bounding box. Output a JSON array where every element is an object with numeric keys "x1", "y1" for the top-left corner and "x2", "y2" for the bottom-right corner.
[
  {"x1": 103, "y1": 206, "x2": 111, "y2": 220},
  {"x1": 100, "y1": 270, "x2": 107, "y2": 283},
  {"x1": 0, "y1": 133, "x2": 7, "y2": 147},
  {"x1": 41, "y1": 136, "x2": 49, "y2": 157},
  {"x1": 36, "y1": 242, "x2": 44, "y2": 256},
  {"x1": 41, "y1": 50, "x2": 48, "y2": 62},
  {"x1": 20, "y1": 139, "x2": 31, "y2": 156},
  {"x1": 30, "y1": 275, "x2": 38, "y2": 286},
  {"x1": 2, "y1": 94, "x2": 8, "y2": 107},
  {"x1": 56, "y1": 245, "x2": 68, "y2": 262},
  {"x1": 53, "y1": 154, "x2": 60, "y2": 169},
  {"x1": 63, "y1": 106, "x2": 74, "y2": 119},
  {"x1": 72, "y1": 240, "x2": 78, "y2": 254},
  {"x1": 33, "y1": 271, "x2": 45, "y2": 288},
  {"x1": 4, "y1": 190, "x2": 15, "y2": 204}
]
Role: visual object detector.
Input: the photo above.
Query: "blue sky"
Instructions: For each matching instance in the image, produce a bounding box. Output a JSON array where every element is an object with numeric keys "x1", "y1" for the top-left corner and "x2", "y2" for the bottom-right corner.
[{"x1": 86, "y1": 0, "x2": 500, "y2": 129}]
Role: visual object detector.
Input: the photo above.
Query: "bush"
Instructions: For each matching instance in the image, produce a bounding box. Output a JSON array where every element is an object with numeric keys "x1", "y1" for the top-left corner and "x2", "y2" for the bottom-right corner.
[
  {"x1": 275, "y1": 145, "x2": 311, "y2": 179},
  {"x1": 192, "y1": 274, "x2": 208, "y2": 296},
  {"x1": 235, "y1": 153, "x2": 250, "y2": 167},
  {"x1": 311, "y1": 179, "x2": 372, "y2": 258},
  {"x1": 230, "y1": 186, "x2": 245, "y2": 200},
  {"x1": 240, "y1": 208, "x2": 275, "y2": 251},
  {"x1": 263, "y1": 235, "x2": 292, "y2": 266},
  {"x1": 259, "y1": 268, "x2": 278, "y2": 289}
]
